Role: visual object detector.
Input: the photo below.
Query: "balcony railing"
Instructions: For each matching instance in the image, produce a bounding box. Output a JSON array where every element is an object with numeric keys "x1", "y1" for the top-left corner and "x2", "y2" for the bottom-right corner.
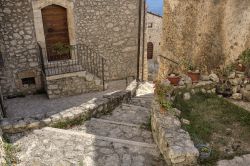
[{"x1": 38, "y1": 43, "x2": 106, "y2": 90}]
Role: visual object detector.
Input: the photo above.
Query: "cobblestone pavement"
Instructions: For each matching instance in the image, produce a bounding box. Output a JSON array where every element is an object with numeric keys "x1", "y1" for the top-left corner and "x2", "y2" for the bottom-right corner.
[
  {"x1": 217, "y1": 154, "x2": 250, "y2": 166},
  {"x1": 6, "y1": 80, "x2": 128, "y2": 118},
  {"x1": 13, "y1": 82, "x2": 167, "y2": 165}
]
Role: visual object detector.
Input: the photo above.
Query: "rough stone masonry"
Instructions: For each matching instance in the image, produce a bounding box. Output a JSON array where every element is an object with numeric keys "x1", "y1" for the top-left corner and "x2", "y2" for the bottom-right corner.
[
  {"x1": 0, "y1": 0, "x2": 145, "y2": 97},
  {"x1": 159, "y1": 0, "x2": 250, "y2": 76}
]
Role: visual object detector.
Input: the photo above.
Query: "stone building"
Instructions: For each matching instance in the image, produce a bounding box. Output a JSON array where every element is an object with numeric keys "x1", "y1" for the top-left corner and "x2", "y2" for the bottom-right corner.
[
  {"x1": 0, "y1": 0, "x2": 145, "y2": 98},
  {"x1": 146, "y1": 11, "x2": 162, "y2": 81},
  {"x1": 159, "y1": 0, "x2": 250, "y2": 79}
]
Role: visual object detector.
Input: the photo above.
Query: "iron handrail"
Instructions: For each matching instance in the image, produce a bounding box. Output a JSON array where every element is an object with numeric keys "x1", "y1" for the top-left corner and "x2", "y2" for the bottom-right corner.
[
  {"x1": 37, "y1": 43, "x2": 106, "y2": 90},
  {"x1": 159, "y1": 54, "x2": 179, "y2": 65}
]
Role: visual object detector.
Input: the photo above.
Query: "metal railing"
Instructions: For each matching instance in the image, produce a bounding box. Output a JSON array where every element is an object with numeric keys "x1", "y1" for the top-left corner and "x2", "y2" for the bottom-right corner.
[
  {"x1": 159, "y1": 55, "x2": 179, "y2": 65},
  {"x1": 38, "y1": 43, "x2": 106, "y2": 90}
]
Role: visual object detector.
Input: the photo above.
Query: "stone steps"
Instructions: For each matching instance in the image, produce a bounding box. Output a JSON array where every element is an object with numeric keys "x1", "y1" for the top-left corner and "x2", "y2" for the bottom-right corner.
[
  {"x1": 14, "y1": 127, "x2": 166, "y2": 166},
  {"x1": 100, "y1": 104, "x2": 151, "y2": 125},
  {"x1": 71, "y1": 118, "x2": 154, "y2": 143},
  {"x1": 129, "y1": 97, "x2": 153, "y2": 108},
  {"x1": 13, "y1": 82, "x2": 167, "y2": 165}
]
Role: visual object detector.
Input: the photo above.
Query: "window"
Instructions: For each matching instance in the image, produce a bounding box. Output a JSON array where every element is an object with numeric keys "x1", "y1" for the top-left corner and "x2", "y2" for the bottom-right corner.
[
  {"x1": 21, "y1": 77, "x2": 36, "y2": 86},
  {"x1": 148, "y1": 23, "x2": 153, "y2": 28}
]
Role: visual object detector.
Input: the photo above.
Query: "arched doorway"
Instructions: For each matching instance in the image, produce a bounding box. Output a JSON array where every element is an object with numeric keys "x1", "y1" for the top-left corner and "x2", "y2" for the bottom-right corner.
[
  {"x1": 147, "y1": 42, "x2": 154, "y2": 59},
  {"x1": 41, "y1": 5, "x2": 70, "y2": 61}
]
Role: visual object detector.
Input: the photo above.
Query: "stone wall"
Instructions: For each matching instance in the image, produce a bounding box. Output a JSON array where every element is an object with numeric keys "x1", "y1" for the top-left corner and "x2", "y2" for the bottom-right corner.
[
  {"x1": 151, "y1": 100, "x2": 199, "y2": 165},
  {"x1": 0, "y1": 0, "x2": 42, "y2": 96},
  {"x1": 146, "y1": 12, "x2": 162, "y2": 81},
  {"x1": 160, "y1": 0, "x2": 250, "y2": 76},
  {"x1": 0, "y1": 0, "x2": 144, "y2": 97},
  {"x1": 46, "y1": 71, "x2": 104, "y2": 99},
  {"x1": 75, "y1": 0, "x2": 141, "y2": 80}
]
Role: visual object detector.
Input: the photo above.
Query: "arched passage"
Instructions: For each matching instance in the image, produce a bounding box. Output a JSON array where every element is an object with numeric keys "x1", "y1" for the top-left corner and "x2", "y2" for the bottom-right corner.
[{"x1": 147, "y1": 42, "x2": 154, "y2": 59}]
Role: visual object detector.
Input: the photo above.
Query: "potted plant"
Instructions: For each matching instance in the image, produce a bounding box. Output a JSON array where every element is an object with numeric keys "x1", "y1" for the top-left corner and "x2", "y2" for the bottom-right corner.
[
  {"x1": 184, "y1": 59, "x2": 200, "y2": 83},
  {"x1": 52, "y1": 42, "x2": 73, "y2": 55},
  {"x1": 167, "y1": 73, "x2": 181, "y2": 86}
]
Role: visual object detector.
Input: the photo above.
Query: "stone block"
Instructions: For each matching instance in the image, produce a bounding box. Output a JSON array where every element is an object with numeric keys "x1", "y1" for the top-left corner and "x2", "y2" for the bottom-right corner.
[
  {"x1": 151, "y1": 101, "x2": 199, "y2": 166},
  {"x1": 13, "y1": 120, "x2": 27, "y2": 129},
  {"x1": 27, "y1": 121, "x2": 41, "y2": 129},
  {"x1": 183, "y1": 92, "x2": 191, "y2": 100},
  {"x1": 245, "y1": 84, "x2": 250, "y2": 91},
  {"x1": 200, "y1": 75, "x2": 210, "y2": 81},
  {"x1": 209, "y1": 73, "x2": 219, "y2": 82}
]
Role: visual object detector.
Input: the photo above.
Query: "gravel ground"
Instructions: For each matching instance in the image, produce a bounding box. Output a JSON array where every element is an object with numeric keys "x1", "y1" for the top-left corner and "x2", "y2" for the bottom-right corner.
[{"x1": 5, "y1": 80, "x2": 128, "y2": 118}]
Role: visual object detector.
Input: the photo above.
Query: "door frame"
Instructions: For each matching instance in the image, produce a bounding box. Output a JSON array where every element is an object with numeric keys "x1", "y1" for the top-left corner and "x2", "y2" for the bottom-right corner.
[{"x1": 32, "y1": 0, "x2": 76, "y2": 64}]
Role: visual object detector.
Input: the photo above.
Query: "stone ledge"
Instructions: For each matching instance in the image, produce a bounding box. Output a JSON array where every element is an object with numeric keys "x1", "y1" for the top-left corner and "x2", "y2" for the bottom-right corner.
[
  {"x1": 151, "y1": 100, "x2": 199, "y2": 166},
  {"x1": 217, "y1": 154, "x2": 250, "y2": 166},
  {"x1": 0, "y1": 81, "x2": 137, "y2": 134}
]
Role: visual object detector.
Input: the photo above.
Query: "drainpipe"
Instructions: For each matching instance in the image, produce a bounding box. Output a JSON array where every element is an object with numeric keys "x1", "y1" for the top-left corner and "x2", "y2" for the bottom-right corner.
[{"x1": 136, "y1": 0, "x2": 143, "y2": 82}]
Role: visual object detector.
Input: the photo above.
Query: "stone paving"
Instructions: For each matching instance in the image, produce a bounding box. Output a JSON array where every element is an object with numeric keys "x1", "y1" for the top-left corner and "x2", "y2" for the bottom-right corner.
[
  {"x1": 5, "y1": 80, "x2": 127, "y2": 118},
  {"x1": 14, "y1": 128, "x2": 165, "y2": 166},
  {"x1": 11, "y1": 82, "x2": 167, "y2": 166},
  {"x1": 71, "y1": 118, "x2": 154, "y2": 144},
  {"x1": 217, "y1": 154, "x2": 250, "y2": 166}
]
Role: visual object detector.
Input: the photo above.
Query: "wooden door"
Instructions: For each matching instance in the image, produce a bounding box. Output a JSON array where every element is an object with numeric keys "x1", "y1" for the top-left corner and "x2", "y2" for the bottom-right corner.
[
  {"x1": 42, "y1": 5, "x2": 71, "y2": 61},
  {"x1": 147, "y1": 42, "x2": 154, "y2": 59}
]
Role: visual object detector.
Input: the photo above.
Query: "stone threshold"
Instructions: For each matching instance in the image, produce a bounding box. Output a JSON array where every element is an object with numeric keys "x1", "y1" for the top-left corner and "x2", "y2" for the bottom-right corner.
[
  {"x1": 90, "y1": 118, "x2": 141, "y2": 128},
  {"x1": 41, "y1": 127, "x2": 157, "y2": 148}
]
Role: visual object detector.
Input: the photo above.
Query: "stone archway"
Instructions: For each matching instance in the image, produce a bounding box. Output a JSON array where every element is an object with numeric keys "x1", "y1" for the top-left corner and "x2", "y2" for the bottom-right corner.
[{"x1": 32, "y1": 0, "x2": 76, "y2": 51}]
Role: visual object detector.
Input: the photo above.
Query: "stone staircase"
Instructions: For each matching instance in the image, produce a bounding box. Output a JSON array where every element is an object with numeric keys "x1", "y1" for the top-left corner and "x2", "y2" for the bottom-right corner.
[{"x1": 13, "y1": 82, "x2": 166, "y2": 166}]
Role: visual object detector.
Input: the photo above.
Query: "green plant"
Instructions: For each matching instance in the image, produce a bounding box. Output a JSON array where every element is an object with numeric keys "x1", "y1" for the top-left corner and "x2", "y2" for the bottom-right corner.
[
  {"x1": 154, "y1": 82, "x2": 173, "y2": 111},
  {"x1": 159, "y1": 99, "x2": 172, "y2": 110},
  {"x1": 182, "y1": 58, "x2": 197, "y2": 71},
  {"x1": 3, "y1": 141, "x2": 19, "y2": 165},
  {"x1": 52, "y1": 115, "x2": 90, "y2": 129},
  {"x1": 52, "y1": 42, "x2": 73, "y2": 55},
  {"x1": 239, "y1": 48, "x2": 250, "y2": 66},
  {"x1": 219, "y1": 64, "x2": 234, "y2": 77}
]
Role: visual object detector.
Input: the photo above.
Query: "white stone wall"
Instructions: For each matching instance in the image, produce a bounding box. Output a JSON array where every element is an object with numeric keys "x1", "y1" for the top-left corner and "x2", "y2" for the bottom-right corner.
[{"x1": 146, "y1": 12, "x2": 162, "y2": 80}]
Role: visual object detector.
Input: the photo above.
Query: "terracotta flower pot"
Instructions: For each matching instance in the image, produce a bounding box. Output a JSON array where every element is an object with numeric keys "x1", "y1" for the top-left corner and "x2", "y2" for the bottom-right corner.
[
  {"x1": 167, "y1": 76, "x2": 181, "y2": 86},
  {"x1": 236, "y1": 63, "x2": 246, "y2": 72},
  {"x1": 187, "y1": 71, "x2": 200, "y2": 83}
]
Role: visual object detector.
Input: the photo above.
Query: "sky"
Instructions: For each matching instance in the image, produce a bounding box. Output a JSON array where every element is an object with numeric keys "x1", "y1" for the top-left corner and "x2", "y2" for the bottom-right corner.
[{"x1": 146, "y1": 0, "x2": 163, "y2": 16}]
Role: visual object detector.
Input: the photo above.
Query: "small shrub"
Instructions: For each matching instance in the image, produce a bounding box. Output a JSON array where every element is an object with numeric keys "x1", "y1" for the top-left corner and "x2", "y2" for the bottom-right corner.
[
  {"x1": 239, "y1": 48, "x2": 250, "y2": 66},
  {"x1": 3, "y1": 141, "x2": 19, "y2": 165},
  {"x1": 154, "y1": 81, "x2": 173, "y2": 111}
]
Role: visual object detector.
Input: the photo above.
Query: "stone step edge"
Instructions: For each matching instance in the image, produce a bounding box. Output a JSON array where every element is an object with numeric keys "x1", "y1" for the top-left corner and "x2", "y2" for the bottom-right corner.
[
  {"x1": 121, "y1": 103, "x2": 149, "y2": 111},
  {"x1": 91, "y1": 118, "x2": 141, "y2": 128},
  {"x1": 133, "y1": 96, "x2": 154, "y2": 100},
  {"x1": 41, "y1": 127, "x2": 157, "y2": 148}
]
